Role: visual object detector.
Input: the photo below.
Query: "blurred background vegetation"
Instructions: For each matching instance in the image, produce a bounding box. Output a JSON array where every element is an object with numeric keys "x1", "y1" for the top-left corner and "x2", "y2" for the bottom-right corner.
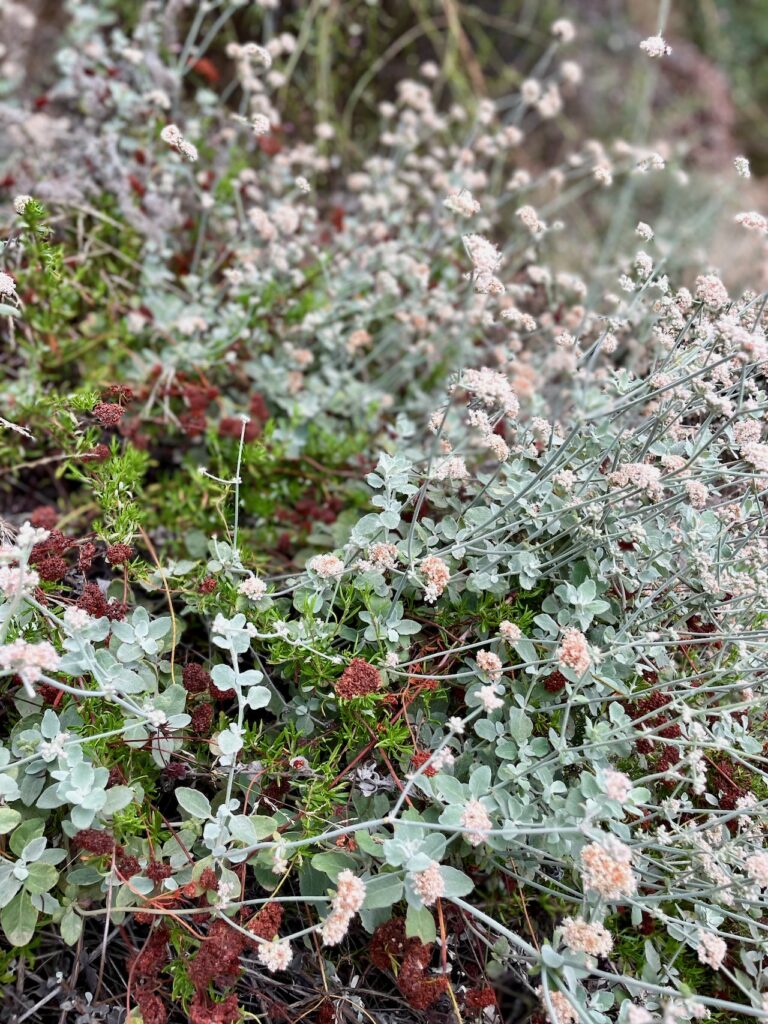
[{"x1": 10, "y1": 0, "x2": 768, "y2": 175}]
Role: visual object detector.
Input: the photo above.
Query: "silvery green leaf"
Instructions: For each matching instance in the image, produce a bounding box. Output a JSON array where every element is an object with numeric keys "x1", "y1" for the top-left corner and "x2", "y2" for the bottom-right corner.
[
  {"x1": 439, "y1": 866, "x2": 474, "y2": 898},
  {"x1": 245, "y1": 686, "x2": 271, "y2": 710},
  {"x1": 508, "y1": 709, "x2": 533, "y2": 743},
  {"x1": 21, "y1": 836, "x2": 47, "y2": 863},
  {"x1": 311, "y1": 852, "x2": 357, "y2": 879},
  {"x1": 435, "y1": 775, "x2": 465, "y2": 804},
  {"x1": 405, "y1": 904, "x2": 435, "y2": 943},
  {"x1": 363, "y1": 873, "x2": 403, "y2": 910},
  {"x1": 1, "y1": 891, "x2": 37, "y2": 946},
  {"x1": 468, "y1": 765, "x2": 491, "y2": 797},
  {"x1": 228, "y1": 814, "x2": 258, "y2": 845},
  {"x1": 176, "y1": 788, "x2": 212, "y2": 820},
  {"x1": 211, "y1": 664, "x2": 237, "y2": 690},
  {"x1": 116, "y1": 642, "x2": 143, "y2": 663},
  {"x1": 40, "y1": 710, "x2": 60, "y2": 740},
  {"x1": 0, "y1": 873, "x2": 22, "y2": 908},
  {"x1": 60, "y1": 906, "x2": 83, "y2": 945},
  {"x1": 24, "y1": 863, "x2": 58, "y2": 894},
  {"x1": 101, "y1": 786, "x2": 134, "y2": 816},
  {"x1": 541, "y1": 944, "x2": 565, "y2": 968},
  {"x1": 0, "y1": 807, "x2": 20, "y2": 834}
]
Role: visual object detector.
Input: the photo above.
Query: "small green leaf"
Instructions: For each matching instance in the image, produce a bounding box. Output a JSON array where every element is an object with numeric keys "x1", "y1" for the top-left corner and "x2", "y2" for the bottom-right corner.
[
  {"x1": 24, "y1": 862, "x2": 58, "y2": 894},
  {"x1": 176, "y1": 788, "x2": 212, "y2": 820},
  {"x1": 363, "y1": 873, "x2": 403, "y2": 910},
  {"x1": 311, "y1": 852, "x2": 357, "y2": 879},
  {"x1": 0, "y1": 807, "x2": 21, "y2": 835},
  {"x1": 1, "y1": 892, "x2": 38, "y2": 947},
  {"x1": 439, "y1": 866, "x2": 474, "y2": 898},
  {"x1": 405, "y1": 904, "x2": 435, "y2": 943},
  {"x1": 60, "y1": 906, "x2": 83, "y2": 946}
]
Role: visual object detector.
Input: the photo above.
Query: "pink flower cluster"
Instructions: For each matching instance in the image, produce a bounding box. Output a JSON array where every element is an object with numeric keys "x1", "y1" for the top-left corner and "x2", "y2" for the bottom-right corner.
[
  {"x1": 560, "y1": 916, "x2": 613, "y2": 957},
  {"x1": 420, "y1": 555, "x2": 450, "y2": 603},
  {"x1": 320, "y1": 869, "x2": 366, "y2": 946},
  {"x1": 0, "y1": 639, "x2": 60, "y2": 696},
  {"x1": 412, "y1": 860, "x2": 445, "y2": 906},
  {"x1": 460, "y1": 799, "x2": 492, "y2": 847},
  {"x1": 580, "y1": 837, "x2": 637, "y2": 900},
  {"x1": 557, "y1": 628, "x2": 591, "y2": 676},
  {"x1": 696, "y1": 931, "x2": 727, "y2": 970}
]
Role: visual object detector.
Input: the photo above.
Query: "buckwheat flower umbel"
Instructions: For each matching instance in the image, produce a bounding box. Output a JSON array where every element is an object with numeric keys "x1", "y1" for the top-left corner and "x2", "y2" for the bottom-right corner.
[
  {"x1": 321, "y1": 869, "x2": 366, "y2": 945},
  {"x1": 498, "y1": 621, "x2": 522, "y2": 645},
  {"x1": 420, "y1": 554, "x2": 450, "y2": 603},
  {"x1": 412, "y1": 861, "x2": 445, "y2": 906},
  {"x1": 560, "y1": 60, "x2": 583, "y2": 85},
  {"x1": 609, "y1": 462, "x2": 664, "y2": 500},
  {"x1": 0, "y1": 564, "x2": 39, "y2": 599},
  {"x1": 448, "y1": 716, "x2": 465, "y2": 734},
  {"x1": 62, "y1": 605, "x2": 95, "y2": 632},
  {"x1": 478, "y1": 684, "x2": 504, "y2": 712},
  {"x1": 520, "y1": 78, "x2": 541, "y2": 105},
  {"x1": 13, "y1": 194, "x2": 33, "y2": 215},
  {"x1": 636, "y1": 221, "x2": 654, "y2": 241},
  {"x1": 696, "y1": 931, "x2": 726, "y2": 970},
  {"x1": 462, "y1": 233, "x2": 504, "y2": 294},
  {"x1": 250, "y1": 113, "x2": 271, "y2": 135},
  {"x1": 685, "y1": 480, "x2": 708, "y2": 509},
  {"x1": 0, "y1": 639, "x2": 60, "y2": 697},
  {"x1": 144, "y1": 707, "x2": 168, "y2": 730},
  {"x1": 434, "y1": 455, "x2": 469, "y2": 481},
  {"x1": 460, "y1": 367, "x2": 519, "y2": 417},
  {"x1": 602, "y1": 769, "x2": 632, "y2": 803},
  {"x1": 639, "y1": 35, "x2": 671, "y2": 58},
  {"x1": 0, "y1": 271, "x2": 17, "y2": 296},
  {"x1": 461, "y1": 799, "x2": 492, "y2": 846},
  {"x1": 320, "y1": 909, "x2": 352, "y2": 945},
  {"x1": 557, "y1": 628, "x2": 590, "y2": 676},
  {"x1": 239, "y1": 575, "x2": 267, "y2": 600},
  {"x1": 516, "y1": 204, "x2": 546, "y2": 235},
  {"x1": 561, "y1": 916, "x2": 613, "y2": 957},
  {"x1": 431, "y1": 748, "x2": 455, "y2": 771},
  {"x1": 368, "y1": 543, "x2": 399, "y2": 571},
  {"x1": 551, "y1": 18, "x2": 576, "y2": 43},
  {"x1": 160, "y1": 123, "x2": 198, "y2": 162},
  {"x1": 734, "y1": 155, "x2": 751, "y2": 178},
  {"x1": 626, "y1": 1007, "x2": 653, "y2": 1024},
  {"x1": 308, "y1": 553, "x2": 345, "y2": 579},
  {"x1": 695, "y1": 273, "x2": 729, "y2": 308},
  {"x1": 735, "y1": 211, "x2": 768, "y2": 234},
  {"x1": 741, "y1": 441, "x2": 768, "y2": 473},
  {"x1": 444, "y1": 189, "x2": 480, "y2": 217},
  {"x1": 332, "y1": 870, "x2": 366, "y2": 915},
  {"x1": 580, "y1": 837, "x2": 637, "y2": 900},
  {"x1": 537, "y1": 988, "x2": 578, "y2": 1024},
  {"x1": 745, "y1": 852, "x2": 768, "y2": 888},
  {"x1": 476, "y1": 649, "x2": 503, "y2": 681},
  {"x1": 257, "y1": 939, "x2": 292, "y2": 972}
]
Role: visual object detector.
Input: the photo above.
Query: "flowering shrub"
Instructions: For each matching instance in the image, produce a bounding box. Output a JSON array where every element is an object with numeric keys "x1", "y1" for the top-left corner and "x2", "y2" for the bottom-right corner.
[{"x1": 2, "y1": 3, "x2": 768, "y2": 1023}]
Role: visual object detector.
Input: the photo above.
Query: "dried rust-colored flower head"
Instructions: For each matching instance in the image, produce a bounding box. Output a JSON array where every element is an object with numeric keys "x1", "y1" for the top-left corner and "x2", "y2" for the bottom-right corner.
[
  {"x1": 248, "y1": 902, "x2": 284, "y2": 941},
  {"x1": 73, "y1": 828, "x2": 116, "y2": 856},
  {"x1": 334, "y1": 658, "x2": 382, "y2": 699},
  {"x1": 106, "y1": 542, "x2": 134, "y2": 565},
  {"x1": 92, "y1": 402, "x2": 125, "y2": 427},
  {"x1": 191, "y1": 702, "x2": 215, "y2": 735},
  {"x1": 29, "y1": 505, "x2": 58, "y2": 530},
  {"x1": 183, "y1": 663, "x2": 211, "y2": 694}
]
